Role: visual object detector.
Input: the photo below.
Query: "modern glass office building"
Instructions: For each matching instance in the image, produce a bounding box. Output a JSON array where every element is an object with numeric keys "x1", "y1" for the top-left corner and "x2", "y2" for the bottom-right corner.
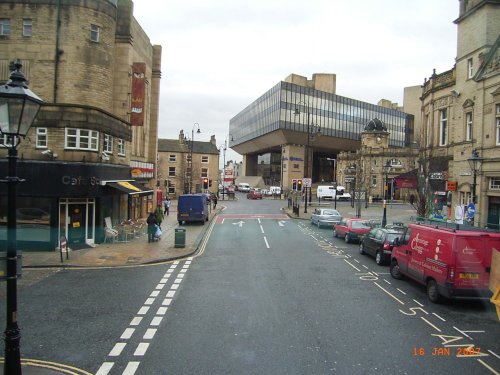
[{"x1": 229, "y1": 74, "x2": 414, "y2": 186}]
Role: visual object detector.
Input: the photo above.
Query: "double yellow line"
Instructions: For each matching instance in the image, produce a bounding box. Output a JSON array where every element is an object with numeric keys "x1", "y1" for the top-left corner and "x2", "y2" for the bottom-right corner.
[{"x1": 0, "y1": 358, "x2": 92, "y2": 375}]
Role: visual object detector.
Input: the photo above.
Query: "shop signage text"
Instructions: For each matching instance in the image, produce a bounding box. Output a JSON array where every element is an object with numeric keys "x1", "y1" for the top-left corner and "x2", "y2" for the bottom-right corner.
[{"x1": 62, "y1": 175, "x2": 101, "y2": 186}]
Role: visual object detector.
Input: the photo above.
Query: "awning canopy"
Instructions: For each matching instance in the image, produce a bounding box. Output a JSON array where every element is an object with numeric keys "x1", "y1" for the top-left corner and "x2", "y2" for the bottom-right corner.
[
  {"x1": 393, "y1": 169, "x2": 418, "y2": 189},
  {"x1": 104, "y1": 180, "x2": 153, "y2": 195}
]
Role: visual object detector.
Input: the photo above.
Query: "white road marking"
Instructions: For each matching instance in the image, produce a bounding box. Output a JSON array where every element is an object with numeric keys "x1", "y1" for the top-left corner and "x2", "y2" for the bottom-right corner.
[
  {"x1": 353, "y1": 259, "x2": 360, "y2": 263},
  {"x1": 121, "y1": 328, "x2": 135, "y2": 339},
  {"x1": 373, "y1": 282, "x2": 405, "y2": 305},
  {"x1": 162, "y1": 298, "x2": 172, "y2": 306},
  {"x1": 179, "y1": 269, "x2": 187, "y2": 273},
  {"x1": 383, "y1": 279, "x2": 391, "y2": 285},
  {"x1": 344, "y1": 259, "x2": 361, "y2": 272},
  {"x1": 150, "y1": 290, "x2": 160, "y2": 297},
  {"x1": 174, "y1": 278, "x2": 183, "y2": 283},
  {"x1": 413, "y1": 299, "x2": 424, "y2": 307},
  {"x1": 156, "y1": 307, "x2": 168, "y2": 315},
  {"x1": 477, "y1": 359, "x2": 500, "y2": 375},
  {"x1": 488, "y1": 350, "x2": 500, "y2": 360},
  {"x1": 432, "y1": 312, "x2": 446, "y2": 322},
  {"x1": 362, "y1": 264, "x2": 369, "y2": 269},
  {"x1": 144, "y1": 298, "x2": 155, "y2": 305},
  {"x1": 144, "y1": 328, "x2": 157, "y2": 340},
  {"x1": 173, "y1": 261, "x2": 180, "y2": 265},
  {"x1": 454, "y1": 326, "x2": 485, "y2": 339},
  {"x1": 109, "y1": 343, "x2": 126, "y2": 356},
  {"x1": 185, "y1": 260, "x2": 191, "y2": 265},
  {"x1": 260, "y1": 225, "x2": 264, "y2": 233},
  {"x1": 421, "y1": 317, "x2": 442, "y2": 332},
  {"x1": 166, "y1": 290, "x2": 176, "y2": 298},
  {"x1": 130, "y1": 317, "x2": 142, "y2": 326},
  {"x1": 137, "y1": 306, "x2": 149, "y2": 315},
  {"x1": 123, "y1": 361, "x2": 140, "y2": 375},
  {"x1": 134, "y1": 343, "x2": 149, "y2": 356},
  {"x1": 96, "y1": 362, "x2": 114, "y2": 375},
  {"x1": 151, "y1": 316, "x2": 163, "y2": 326},
  {"x1": 397, "y1": 288, "x2": 406, "y2": 295},
  {"x1": 156, "y1": 283, "x2": 165, "y2": 290},
  {"x1": 177, "y1": 274, "x2": 185, "y2": 279},
  {"x1": 264, "y1": 236, "x2": 270, "y2": 248}
]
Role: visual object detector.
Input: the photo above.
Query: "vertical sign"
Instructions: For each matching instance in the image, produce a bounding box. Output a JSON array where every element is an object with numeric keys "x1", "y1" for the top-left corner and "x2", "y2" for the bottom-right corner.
[{"x1": 130, "y1": 62, "x2": 146, "y2": 126}]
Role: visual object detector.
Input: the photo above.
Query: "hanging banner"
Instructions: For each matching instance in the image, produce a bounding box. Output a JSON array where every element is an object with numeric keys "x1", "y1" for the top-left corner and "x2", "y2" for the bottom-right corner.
[{"x1": 130, "y1": 62, "x2": 146, "y2": 126}]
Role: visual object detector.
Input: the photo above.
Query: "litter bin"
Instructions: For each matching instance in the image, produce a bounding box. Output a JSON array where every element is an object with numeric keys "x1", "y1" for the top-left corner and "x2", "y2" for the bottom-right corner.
[{"x1": 174, "y1": 227, "x2": 186, "y2": 248}]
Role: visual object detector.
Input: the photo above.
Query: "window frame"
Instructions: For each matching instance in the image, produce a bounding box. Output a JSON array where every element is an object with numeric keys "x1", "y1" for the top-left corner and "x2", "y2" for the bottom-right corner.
[
  {"x1": 169, "y1": 154, "x2": 176, "y2": 162},
  {"x1": 90, "y1": 24, "x2": 100, "y2": 43},
  {"x1": 103, "y1": 134, "x2": 113, "y2": 153},
  {"x1": 0, "y1": 19, "x2": 10, "y2": 36},
  {"x1": 201, "y1": 168, "x2": 208, "y2": 178},
  {"x1": 467, "y1": 58, "x2": 473, "y2": 79},
  {"x1": 439, "y1": 108, "x2": 448, "y2": 146},
  {"x1": 117, "y1": 138, "x2": 125, "y2": 156},
  {"x1": 35, "y1": 127, "x2": 48, "y2": 148},
  {"x1": 168, "y1": 167, "x2": 176, "y2": 177},
  {"x1": 201, "y1": 155, "x2": 209, "y2": 163},
  {"x1": 64, "y1": 128, "x2": 99, "y2": 151},
  {"x1": 465, "y1": 111, "x2": 473, "y2": 142},
  {"x1": 490, "y1": 177, "x2": 500, "y2": 190},
  {"x1": 22, "y1": 19, "x2": 32, "y2": 37}
]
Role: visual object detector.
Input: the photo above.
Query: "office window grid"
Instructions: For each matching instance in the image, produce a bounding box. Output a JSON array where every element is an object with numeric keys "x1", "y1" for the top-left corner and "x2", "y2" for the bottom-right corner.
[{"x1": 65, "y1": 128, "x2": 98, "y2": 150}]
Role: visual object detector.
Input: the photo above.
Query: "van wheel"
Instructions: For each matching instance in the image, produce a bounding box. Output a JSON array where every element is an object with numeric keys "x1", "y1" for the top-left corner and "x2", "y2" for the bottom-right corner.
[
  {"x1": 390, "y1": 260, "x2": 403, "y2": 279},
  {"x1": 359, "y1": 243, "x2": 365, "y2": 254},
  {"x1": 344, "y1": 234, "x2": 350, "y2": 243},
  {"x1": 178, "y1": 221, "x2": 182, "y2": 225},
  {"x1": 375, "y1": 251, "x2": 383, "y2": 265},
  {"x1": 427, "y1": 280, "x2": 441, "y2": 303}
]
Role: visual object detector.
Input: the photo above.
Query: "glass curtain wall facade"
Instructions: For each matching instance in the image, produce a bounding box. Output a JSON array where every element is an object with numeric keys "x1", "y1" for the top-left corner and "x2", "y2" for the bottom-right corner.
[{"x1": 230, "y1": 81, "x2": 413, "y2": 148}]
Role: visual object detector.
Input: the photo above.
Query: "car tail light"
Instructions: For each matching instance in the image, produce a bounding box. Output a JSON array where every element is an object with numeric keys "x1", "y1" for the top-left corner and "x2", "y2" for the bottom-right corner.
[
  {"x1": 383, "y1": 243, "x2": 391, "y2": 250},
  {"x1": 447, "y1": 266, "x2": 455, "y2": 281}
]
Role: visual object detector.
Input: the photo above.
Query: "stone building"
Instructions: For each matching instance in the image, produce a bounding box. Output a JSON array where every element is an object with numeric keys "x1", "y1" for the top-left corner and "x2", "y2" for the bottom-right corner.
[
  {"x1": 157, "y1": 131, "x2": 220, "y2": 198},
  {"x1": 0, "y1": 0, "x2": 161, "y2": 250},
  {"x1": 420, "y1": 0, "x2": 500, "y2": 227}
]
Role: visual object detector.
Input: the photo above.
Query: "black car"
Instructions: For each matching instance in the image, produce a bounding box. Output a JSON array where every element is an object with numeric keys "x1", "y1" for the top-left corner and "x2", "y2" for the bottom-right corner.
[{"x1": 359, "y1": 228, "x2": 404, "y2": 265}]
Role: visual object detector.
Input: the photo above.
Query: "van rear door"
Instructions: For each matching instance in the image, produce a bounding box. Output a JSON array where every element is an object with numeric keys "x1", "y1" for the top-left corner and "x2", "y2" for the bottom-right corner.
[{"x1": 453, "y1": 234, "x2": 495, "y2": 289}]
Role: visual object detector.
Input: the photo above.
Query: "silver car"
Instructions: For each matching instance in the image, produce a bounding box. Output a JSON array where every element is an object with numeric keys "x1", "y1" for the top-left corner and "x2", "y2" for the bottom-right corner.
[{"x1": 310, "y1": 208, "x2": 342, "y2": 228}]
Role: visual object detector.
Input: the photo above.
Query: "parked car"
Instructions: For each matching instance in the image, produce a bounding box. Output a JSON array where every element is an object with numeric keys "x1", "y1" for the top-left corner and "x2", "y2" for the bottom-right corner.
[
  {"x1": 333, "y1": 218, "x2": 373, "y2": 243},
  {"x1": 247, "y1": 188, "x2": 263, "y2": 199},
  {"x1": 390, "y1": 223, "x2": 499, "y2": 303},
  {"x1": 359, "y1": 228, "x2": 404, "y2": 265},
  {"x1": 310, "y1": 208, "x2": 342, "y2": 228}
]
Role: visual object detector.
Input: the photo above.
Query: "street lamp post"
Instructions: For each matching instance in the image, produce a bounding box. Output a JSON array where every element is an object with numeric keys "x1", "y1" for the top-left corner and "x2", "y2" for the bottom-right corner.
[
  {"x1": 220, "y1": 139, "x2": 227, "y2": 201},
  {"x1": 0, "y1": 59, "x2": 44, "y2": 375},
  {"x1": 327, "y1": 158, "x2": 337, "y2": 209},
  {"x1": 294, "y1": 101, "x2": 320, "y2": 213},
  {"x1": 188, "y1": 123, "x2": 201, "y2": 194},
  {"x1": 467, "y1": 149, "x2": 484, "y2": 225},
  {"x1": 382, "y1": 160, "x2": 392, "y2": 227}
]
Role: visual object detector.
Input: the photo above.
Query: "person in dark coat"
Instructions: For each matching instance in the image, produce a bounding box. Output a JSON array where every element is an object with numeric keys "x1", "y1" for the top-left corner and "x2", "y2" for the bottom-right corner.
[
  {"x1": 146, "y1": 212, "x2": 158, "y2": 243},
  {"x1": 212, "y1": 194, "x2": 218, "y2": 209}
]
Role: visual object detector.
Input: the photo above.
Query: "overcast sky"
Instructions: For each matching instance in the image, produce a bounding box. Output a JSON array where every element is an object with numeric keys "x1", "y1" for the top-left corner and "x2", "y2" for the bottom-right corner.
[{"x1": 132, "y1": 0, "x2": 459, "y2": 164}]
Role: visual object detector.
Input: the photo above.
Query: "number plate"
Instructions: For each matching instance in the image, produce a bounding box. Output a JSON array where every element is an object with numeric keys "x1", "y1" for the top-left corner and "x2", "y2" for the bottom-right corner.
[
  {"x1": 180, "y1": 214, "x2": 189, "y2": 217},
  {"x1": 459, "y1": 273, "x2": 479, "y2": 279}
]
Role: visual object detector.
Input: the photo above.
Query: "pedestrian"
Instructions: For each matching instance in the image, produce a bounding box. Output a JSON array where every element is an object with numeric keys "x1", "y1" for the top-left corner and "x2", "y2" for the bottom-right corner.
[
  {"x1": 154, "y1": 204, "x2": 164, "y2": 228},
  {"x1": 213, "y1": 194, "x2": 218, "y2": 209},
  {"x1": 164, "y1": 197, "x2": 171, "y2": 216},
  {"x1": 146, "y1": 212, "x2": 158, "y2": 243}
]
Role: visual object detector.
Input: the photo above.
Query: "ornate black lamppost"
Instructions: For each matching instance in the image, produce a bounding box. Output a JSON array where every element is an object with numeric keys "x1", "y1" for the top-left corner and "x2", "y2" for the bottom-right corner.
[
  {"x1": 188, "y1": 122, "x2": 201, "y2": 194},
  {"x1": 294, "y1": 101, "x2": 320, "y2": 213},
  {"x1": 0, "y1": 59, "x2": 44, "y2": 375},
  {"x1": 467, "y1": 149, "x2": 483, "y2": 226},
  {"x1": 382, "y1": 160, "x2": 392, "y2": 227}
]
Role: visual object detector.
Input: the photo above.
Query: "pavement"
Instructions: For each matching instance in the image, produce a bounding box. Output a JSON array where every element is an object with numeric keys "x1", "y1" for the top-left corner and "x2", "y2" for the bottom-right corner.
[{"x1": 6, "y1": 197, "x2": 417, "y2": 374}]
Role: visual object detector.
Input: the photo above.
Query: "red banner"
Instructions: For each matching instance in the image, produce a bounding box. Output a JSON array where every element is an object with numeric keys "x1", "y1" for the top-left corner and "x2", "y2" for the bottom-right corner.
[{"x1": 130, "y1": 62, "x2": 146, "y2": 126}]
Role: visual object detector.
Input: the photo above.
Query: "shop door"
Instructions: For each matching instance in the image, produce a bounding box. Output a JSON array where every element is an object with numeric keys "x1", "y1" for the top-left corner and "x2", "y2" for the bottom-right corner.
[
  {"x1": 487, "y1": 203, "x2": 500, "y2": 230},
  {"x1": 68, "y1": 204, "x2": 86, "y2": 244}
]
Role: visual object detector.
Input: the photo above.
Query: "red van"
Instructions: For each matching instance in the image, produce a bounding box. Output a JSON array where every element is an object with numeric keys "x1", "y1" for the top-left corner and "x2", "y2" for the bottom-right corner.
[{"x1": 390, "y1": 223, "x2": 499, "y2": 303}]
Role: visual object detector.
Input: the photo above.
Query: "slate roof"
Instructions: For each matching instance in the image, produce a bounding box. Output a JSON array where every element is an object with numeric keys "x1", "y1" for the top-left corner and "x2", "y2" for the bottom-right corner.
[{"x1": 158, "y1": 138, "x2": 220, "y2": 155}]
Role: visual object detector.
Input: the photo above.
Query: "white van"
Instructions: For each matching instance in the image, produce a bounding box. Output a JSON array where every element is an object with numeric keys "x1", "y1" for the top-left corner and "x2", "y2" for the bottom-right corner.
[
  {"x1": 237, "y1": 182, "x2": 251, "y2": 192},
  {"x1": 316, "y1": 185, "x2": 351, "y2": 200}
]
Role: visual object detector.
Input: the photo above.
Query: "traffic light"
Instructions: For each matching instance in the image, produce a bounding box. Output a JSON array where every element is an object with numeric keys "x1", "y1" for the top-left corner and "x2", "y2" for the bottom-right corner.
[
  {"x1": 297, "y1": 179, "x2": 303, "y2": 191},
  {"x1": 292, "y1": 179, "x2": 297, "y2": 191},
  {"x1": 203, "y1": 177, "x2": 209, "y2": 189}
]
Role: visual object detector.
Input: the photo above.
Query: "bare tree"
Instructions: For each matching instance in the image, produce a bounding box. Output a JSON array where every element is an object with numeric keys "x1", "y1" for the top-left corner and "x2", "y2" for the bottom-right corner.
[{"x1": 411, "y1": 147, "x2": 432, "y2": 219}]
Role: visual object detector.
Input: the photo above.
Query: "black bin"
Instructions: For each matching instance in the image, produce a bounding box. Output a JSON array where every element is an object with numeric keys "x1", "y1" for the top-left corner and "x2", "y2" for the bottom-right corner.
[{"x1": 174, "y1": 227, "x2": 186, "y2": 248}]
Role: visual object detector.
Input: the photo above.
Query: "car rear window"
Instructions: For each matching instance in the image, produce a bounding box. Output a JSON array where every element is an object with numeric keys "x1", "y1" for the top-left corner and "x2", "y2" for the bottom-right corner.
[{"x1": 352, "y1": 221, "x2": 371, "y2": 229}]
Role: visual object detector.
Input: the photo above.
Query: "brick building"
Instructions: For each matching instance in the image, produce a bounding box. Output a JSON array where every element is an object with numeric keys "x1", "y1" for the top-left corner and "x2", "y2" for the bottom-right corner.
[{"x1": 0, "y1": 0, "x2": 161, "y2": 250}]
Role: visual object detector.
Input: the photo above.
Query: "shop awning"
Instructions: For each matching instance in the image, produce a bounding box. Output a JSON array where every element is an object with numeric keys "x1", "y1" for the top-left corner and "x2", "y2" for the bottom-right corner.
[
  {"x1": 393, "y1": 169, "x2": 418, "y2": 189},
  {"x1": 103, "y1": 180, "x2": 153, "y2": 195}
]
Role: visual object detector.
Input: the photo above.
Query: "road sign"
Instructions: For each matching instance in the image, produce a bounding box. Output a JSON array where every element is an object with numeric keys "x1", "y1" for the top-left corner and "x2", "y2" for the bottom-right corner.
[{"x1": 303, "y1": 178, "x2": 312, "y2": 187}]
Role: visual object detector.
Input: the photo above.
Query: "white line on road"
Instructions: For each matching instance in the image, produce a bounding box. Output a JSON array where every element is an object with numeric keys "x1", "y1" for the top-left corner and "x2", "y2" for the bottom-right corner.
[
  {"x1": 174, "y1": 278, "x2": 183, "y2": 283},
  {"x1": 151, "y1": 316, "x2": 163, "y2": 326},
  {"x1": 343, "y1": 259, "x2": 361, "y2": 271},
  {"x1": 162, "y1": 298, "x2": 172, "y2": 306},
  {"x1": 143, "y1": 328, "x2": 157, "y2": 340},
  {"x1": 144, "y1": 298, "x2": 155, "y2": 305},
  {"x1": 354, "y1": 259, "x2": 360, "y2": 263},
  {"x1": 123, "y1": 361, "x2": 140, "y2": 375},
  {"x1": 432, "y1": 312, "x2": 446, "y2": 322},
  {"x1": 156, "y1": 307, "x2": 168, "y2": 315},
  {"x1": 477, "y1": 359, "x2": 500, "y2": 375},
  {"x1": 421, "y1": 317, "x2": 442, "y2": 332},
  {"x1": 413, "y1": 299, "x2": 424, "y2": 307},
  {"x1": 150, "y1": 290, "x2": 160, "y2": 297},
  {"x1": 109, "y1": 343, "x2": 126, "y2": 356},
  {"x1": 137, "y1": 306, "x2": 149, "y2": 315},
  {"x1": 95, "y1": 362, "x2": 113, "y2": 375},
  {"x1": 134, "y1": 343, "x2": 149, "y2": 356},
  {"x1": 362, "y1": 264, "x2": 369, "y2": 269},
  {"x1": 488, "y1": 350, "x2": 500, "y2": 360},
  {"x1": 383, "y1": 279, "x2": 391, "y2": 285},
  {"x1": 130, "y1": 317, "x2": 142, "y2": 326},
  {"x1": 166, "y1": 290, "x2": 176, "y2": 298},
  {"x1": 260, "y1": 225, "x2": 264, "y2": 233},
  {"x1": 397, "y1": 288, "x2": 407, "y2": 295},
  {"x1": 171, "y1": 284, "x2": 179, "y2": 290},
  {"x1": 373, "y1": 282, "x2": 405, "y2": 305},
  {"x1": 155, "y1": 283, "x2": 165, "y2": 290},
  {"x1": 264, "y1": 236, "x2": 270, "y2": 248},
  {"x1": 120, "y1": 328, "x2": 135, "y2": 339}
]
